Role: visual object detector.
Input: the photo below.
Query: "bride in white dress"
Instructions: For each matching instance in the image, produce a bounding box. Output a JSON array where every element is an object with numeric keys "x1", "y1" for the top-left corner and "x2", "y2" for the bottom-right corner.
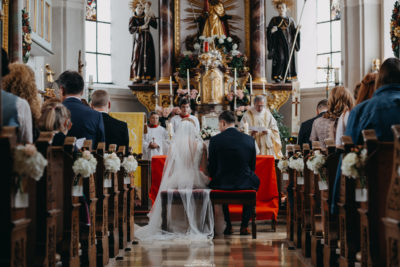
[{"x1": 135, "y1": 119, "x2": 221, "y2": 241}]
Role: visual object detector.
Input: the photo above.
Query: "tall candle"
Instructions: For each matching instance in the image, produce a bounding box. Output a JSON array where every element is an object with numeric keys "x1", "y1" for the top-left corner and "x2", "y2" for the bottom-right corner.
[
  {"x1": 249, "y1": 74, "x2": 253, "y2": 95},
  {"x1": 244, "y1": 122, "x2": 249, "y2": 135},
  {"x1": 41, "y1": 68, "x2": 45, "y2": 90},
  {"x1": 262, "y1": 82, "x2": 266, "y2": 95},
  {"x1": 169, "y1": 76, "x2": 173, "y2": 95},
  {"x1": 187, "y1": 68, "x2": 190, "y2": 90},
  {"x1": 89, "y1": 75, "x2": 94, "y2": 89},
  {"x1": 334, "y1": 68, "x2": 339, "y2": 85},
  {"x1": 234, "y1": 68, "x2": 237, "y2": 95},
  {"x1": 204, "y1": 41, "x2": 209, "y2": 53},
  {"x1": 155, "y1": 82, "x2": 158, "y2": 96}
]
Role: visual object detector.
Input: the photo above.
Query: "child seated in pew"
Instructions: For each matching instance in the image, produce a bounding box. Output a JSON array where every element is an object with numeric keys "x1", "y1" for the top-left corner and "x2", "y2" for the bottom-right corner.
[{"x1": 38, "y1": 99, "x2": 72, "y2": 146}]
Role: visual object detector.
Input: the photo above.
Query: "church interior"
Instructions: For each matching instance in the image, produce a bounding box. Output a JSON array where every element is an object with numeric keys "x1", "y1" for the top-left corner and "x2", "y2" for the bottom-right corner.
[{"x1": 1, "y1": 0, "x2": 400, "y2": 266}]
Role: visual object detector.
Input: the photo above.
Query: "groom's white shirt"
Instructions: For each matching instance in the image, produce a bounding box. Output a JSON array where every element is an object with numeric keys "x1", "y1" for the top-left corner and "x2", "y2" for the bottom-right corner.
[{"x1": 170, "y1": 114, "x2": 200, "y2": 133}]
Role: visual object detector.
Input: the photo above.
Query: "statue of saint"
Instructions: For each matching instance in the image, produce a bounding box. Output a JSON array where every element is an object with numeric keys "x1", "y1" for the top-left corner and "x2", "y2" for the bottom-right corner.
[
  {"x1": 201, "y1": 0, "x2": 230, "y2": 37},
  {"x1": 129, "y1": 1, "x2": 157, "y2": 83},
  {"x1": 267, "y1": 1, "x2": 300, "y2": 83}
]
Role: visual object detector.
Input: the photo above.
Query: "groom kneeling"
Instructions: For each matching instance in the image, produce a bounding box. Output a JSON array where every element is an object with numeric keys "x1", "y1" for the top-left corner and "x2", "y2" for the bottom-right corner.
[{"x1": 208, "y1": 111, "x2": 260, "y2": 235}]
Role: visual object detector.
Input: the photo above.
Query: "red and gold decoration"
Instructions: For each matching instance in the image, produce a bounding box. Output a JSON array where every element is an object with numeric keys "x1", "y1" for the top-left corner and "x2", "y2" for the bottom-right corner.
[
  {"x1": 22, "y1": 8, "x2": 32, "y2": 64},
  {"x1": 391, "y1": 1, "x2": 400, "y2": 58}
]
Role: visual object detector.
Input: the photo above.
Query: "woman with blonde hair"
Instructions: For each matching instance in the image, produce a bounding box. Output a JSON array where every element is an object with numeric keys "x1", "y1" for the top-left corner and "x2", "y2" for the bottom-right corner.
[
  {"x1": 310, "y1": 86, "x2": 355, "y2": 146},
  {"x1": 38, "y1": 99, "x2": 71, "y2": 146},
  {"x1": 2, "y1": 62, "x2": 42, "y2": 141}
]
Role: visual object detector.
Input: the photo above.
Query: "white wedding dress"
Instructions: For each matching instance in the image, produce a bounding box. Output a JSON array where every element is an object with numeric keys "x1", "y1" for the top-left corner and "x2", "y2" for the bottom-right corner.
[{"x1": 135, "y1": 120, "x2": 222, "y2": 241}]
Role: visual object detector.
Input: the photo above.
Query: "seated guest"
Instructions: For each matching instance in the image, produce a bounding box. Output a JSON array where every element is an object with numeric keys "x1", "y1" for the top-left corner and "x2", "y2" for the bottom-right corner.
[
  {"x1": 57, "y1": 71, "x2": 105, "y2": 149},
  {"x1": 1, "y1": 48, "x2": 33, "y2": 143},
  {"x1": 38, "y1": 99, "x2": 72, "y2": 146},
  {"x1": 170, "y1": 98, "x2": 200, "y2": 133},
  {"x1": 142, "y1": 111, "x2": 169, "y2": 160},
  {"x1": 336, "y1": 73, "x2": 377, "y2": 145},
  {"x1": 90, "y1": 89, "x2": 129, "y2": 151},
  {"x1": 297, "y1": 99, "x2": 328, "y2": 148},
  {"x1": 208, "y1": 111, "x2": 260, "y2": 235},
  {"x1": 310, "y1": 86, "x2": 354, "y2": 147},
  {"x1": 2, "y1": 62, "x2": 42, "y2": 142},
  {"x1": 346, "y1": 57, "x2": 400, "y2": 144},
  {"x1": 240, "y1": 95, "x2": 282, "y2": 158}
]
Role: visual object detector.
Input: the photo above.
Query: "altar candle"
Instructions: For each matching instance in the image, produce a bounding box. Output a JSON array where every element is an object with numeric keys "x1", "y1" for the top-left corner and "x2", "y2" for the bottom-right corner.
[
  {"x1": 41, "y1": 68, "x2": 45, "y2": 90},
  {"x1": 244, "y1": 122, "x2": 249, "y2": 135},
  {"x1": 89, "y1": 75, "x2": 94, "y2": 89},
  {"x1": 187, "y1": 68, "x2": 190, "y2": 90},
  {"x1": 169, "y1": 76, "x2": 173, "y2": 95},
  {"x1": 262, "y1": 82, "x2": 266, "y2": 95},
  {"x1": 249, "y1": 74, "x2": 253, "y2": 95},
  {"x1": 234, "y1": 68, "x2": 237, "y2": 95},
  {"x1": 167, "y1": 122, "x2": 173, "y2": 139},
  {"x1": 204, "y1": 41, "x2": 209, "y2": 53},
  {"x1": 155, "y1": 82, "x2": 158, "y2": 96},
  {"x1": 334, "y1": 68, "x2": 339, "y2": 85}
]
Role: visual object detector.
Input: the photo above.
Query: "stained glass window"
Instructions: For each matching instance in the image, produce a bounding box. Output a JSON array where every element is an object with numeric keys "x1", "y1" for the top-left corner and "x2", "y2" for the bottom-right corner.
[
  {"x1": 317, "y1": 0, "x2": 342, "y2": 84},
  {"x1": 85, "y1": 0, "x2": 112, "y2": 83}
]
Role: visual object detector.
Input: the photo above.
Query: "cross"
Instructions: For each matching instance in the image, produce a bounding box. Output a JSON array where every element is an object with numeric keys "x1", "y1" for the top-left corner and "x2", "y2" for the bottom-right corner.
[
  {"x1": 292, "y1": 97, "x2": 300, "y2": 117},
  {"x1": 317, "y1": 57, "x2": 334, "y2": 98}
]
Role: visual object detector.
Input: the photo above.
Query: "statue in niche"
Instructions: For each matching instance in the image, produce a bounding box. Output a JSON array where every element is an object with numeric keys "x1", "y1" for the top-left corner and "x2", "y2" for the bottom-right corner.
[
  {"x1": 129, "y1": 0, "x2": 157, "y2": 83},
  {"x1": 267, "y1": 0, "x2": 300, "y2": 83}
]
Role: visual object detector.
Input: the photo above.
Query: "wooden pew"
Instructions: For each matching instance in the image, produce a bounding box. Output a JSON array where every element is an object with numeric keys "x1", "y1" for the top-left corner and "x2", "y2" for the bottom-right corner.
[
  {"x1": 61, "y1": 137, "x2": 80, "y2": 266},
  {"x1": 337, "y1": 136, "x2": 359, "y2": 267},
  {"x1": 31, "y1": 132, "x2": 62, "y2": 267},
  {"x1": 383, "y1": 125, "x2": 400, "y2": 266},
  {"x1": 358, "y1": 130, "x2": 394, "y2": 266},
  {"x1": 301, "y1": 143, "x2": 312, "y2": 257},
  {"x1": 286, "y1": 145, "x2": 295, "y2": 243},
  {"x1": 94, "y1": 142, "x2": 109, "y2": 266},
  {"x1": 81, "y1": 140, "x2": 98, "y2": 267},
  {"x1": 126, "y1": 149, "x2": 135, "y2": 242},
  {"x1": 135, "y1": 156, "x2": 151, "y2": 214},
  {"x1": 293, "y1": 144, "x2": 303, "y2": 249},
  {"x1": 107, "y1": 144, "x2": 120, "y2": 258},
  {"x1": 0, "y1": 127, "x2": 31, "y2": 267},
  {"x1": 310, "y1": 141, "x2": 324, "y2": 267},
  {"x1": 117, "y1": 146, "x2": 128, "y2": 250},
  {"x1": 322, "y1": 139, "x2": 339, "y2": 266}
]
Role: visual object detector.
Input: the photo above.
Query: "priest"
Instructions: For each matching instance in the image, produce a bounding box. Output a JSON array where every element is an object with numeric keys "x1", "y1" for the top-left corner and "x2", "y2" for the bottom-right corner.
[
  {"x1": 240, "y1": 95, "x2": 283, "y2": 159},
  {"x1": 143, "y1": 112, "x2": 169, "y2": 160},
  {"x1": 170, "y1": 98, "x2": 200, "y2": 133}
]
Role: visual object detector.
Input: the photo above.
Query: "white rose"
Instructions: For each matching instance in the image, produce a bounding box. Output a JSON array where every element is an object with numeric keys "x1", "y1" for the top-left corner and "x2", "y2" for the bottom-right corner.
[
  {"x1": 82, "y1": 150, "x2": 91, "y2": 160},
  {"x1": 232, "y1": 44, "x2": 238, "y2": 50},
  {"x1": 199, "y1": 35, "x2": 205, "y2": 40},
  {"x1": 218, "y1": 38, "x2": 224, "y2": 44},
  {"x1": 227, "y1": 37, "x2": 232, "y2": 42},
  {"x1": 221, "y1": 34, "x2": 226, "y2": 39},
  {"x1": 194, "y1": 43, "x2": 201, "y2": 50}
]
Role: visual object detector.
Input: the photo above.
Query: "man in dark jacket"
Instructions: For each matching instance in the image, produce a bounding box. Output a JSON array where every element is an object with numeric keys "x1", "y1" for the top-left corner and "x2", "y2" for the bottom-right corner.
[
  {"x1": 297, "y1": 99, "x2": 328, "y2": 148},
  {"x1": 58, "y1": 71, "x2": 105, "y2": 149},
  {"x1": 208, "y1": 111, "x2": 260, "y2": 235},
  {"x1": 91, "y1": 89, "x2": 129, "y2": 152}
]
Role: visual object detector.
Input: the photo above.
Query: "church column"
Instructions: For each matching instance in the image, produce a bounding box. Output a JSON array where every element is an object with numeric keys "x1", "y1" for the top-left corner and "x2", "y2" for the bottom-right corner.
[
  {"x1": 9, "y1": 0, "x2": 23, "y2": 62},
  {"x1": 159, "y1": 0, "x2": 174, "y2": 84},
  {"x1": 250, "y1": 0, "x2": 266, "y2": 84}
]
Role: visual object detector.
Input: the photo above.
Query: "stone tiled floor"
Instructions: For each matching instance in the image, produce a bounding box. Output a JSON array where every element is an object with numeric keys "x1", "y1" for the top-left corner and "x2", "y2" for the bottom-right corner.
[{"x1": 112, "y1": 225, "x2": 311, "y2": 267}]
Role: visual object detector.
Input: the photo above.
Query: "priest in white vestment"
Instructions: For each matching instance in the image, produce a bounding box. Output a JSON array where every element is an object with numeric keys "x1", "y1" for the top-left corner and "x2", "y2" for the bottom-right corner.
[
  {"x1": 240, "y1": 95, "x2": 283, "y2": 159},
  {"x1": 170, "y1": 98, "x2": 200, "y2": 133},
  {"x1": 143, "y1": 112, "x2": 169, "y2": 160}
]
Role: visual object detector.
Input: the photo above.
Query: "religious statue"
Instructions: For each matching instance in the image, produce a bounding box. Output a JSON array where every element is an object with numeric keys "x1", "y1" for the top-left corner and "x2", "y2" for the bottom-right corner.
[
  {"x1": 129, "y1": 0, "x2": 157, "y2": 83},
  {"x1": 200, "y1": 0, "x2": 231, "y2": 37},
  {"x1": 267, "y1": 0, "x2": 300, "y2": 83}
]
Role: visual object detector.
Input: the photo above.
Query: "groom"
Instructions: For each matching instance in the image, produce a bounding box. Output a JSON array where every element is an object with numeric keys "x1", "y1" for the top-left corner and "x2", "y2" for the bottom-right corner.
[{"x1": 208, "y1": 111, "x2": 260, "y2": 235}]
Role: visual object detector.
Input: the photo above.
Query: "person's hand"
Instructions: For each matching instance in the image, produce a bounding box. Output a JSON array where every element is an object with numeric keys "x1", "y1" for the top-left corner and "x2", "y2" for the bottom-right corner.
[
  {"x1": 271, "y1": 26, "x2": 278, "y2": 33},
  {"x1": 149, "y1": 142, "x2": 159, "y2": 149}
]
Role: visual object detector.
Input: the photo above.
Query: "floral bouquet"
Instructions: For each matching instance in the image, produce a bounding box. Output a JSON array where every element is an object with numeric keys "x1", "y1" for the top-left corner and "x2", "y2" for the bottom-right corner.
[
  {"x1": 277, "y1": 157, "x2": 289, "y2": 181},
  {"x1": 391, "y1": 1, "x2": 400, "y2": 58},
  {"x1": 341, "y1": 147, "x2": 368, "y2": 201},
  {"x1": 103, "y1": 152, "x2": 121, "y2": 188},
  {"x1": 22, "y1": 8, "x2": 32, "y2": 63},
  {"x1": 306, "y1": 150, "x2": 328, "y2": 190},
  {"x1": 72, "y1": 150, "x2": 97, "y2": 196},
  {"x1": 121, "y1": 155, "x2": 138, "y2": 185},
  {"x1": 289, "y1": 152, "x2": 305, "y2": 185},
  {"x1": 201, "y1": 127, "x2": 219, "y2": 140}
]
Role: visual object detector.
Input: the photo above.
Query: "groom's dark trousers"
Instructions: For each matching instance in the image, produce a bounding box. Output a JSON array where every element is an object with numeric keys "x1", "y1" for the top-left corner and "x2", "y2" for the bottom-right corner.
[{"x1": 208, "y1": 127, "x2": 260, "y2": 228}]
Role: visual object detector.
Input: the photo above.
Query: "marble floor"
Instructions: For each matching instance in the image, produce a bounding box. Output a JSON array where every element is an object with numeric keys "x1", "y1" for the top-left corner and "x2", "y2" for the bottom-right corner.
[{"x1": 112, "y1": 224, "x2": 312, "y2": 267}]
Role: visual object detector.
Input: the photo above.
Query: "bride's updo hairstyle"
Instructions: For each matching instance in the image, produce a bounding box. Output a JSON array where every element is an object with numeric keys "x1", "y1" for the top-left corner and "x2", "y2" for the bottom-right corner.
[{"x1": 218, "y1": 110, "x2": 235, "y2": 124}]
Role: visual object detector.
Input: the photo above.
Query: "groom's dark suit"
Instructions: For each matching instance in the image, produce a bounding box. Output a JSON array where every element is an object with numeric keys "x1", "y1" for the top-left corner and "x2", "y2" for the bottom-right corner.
[{"x1": 208, "y1": 127, "x2": 260, "y2": 229}]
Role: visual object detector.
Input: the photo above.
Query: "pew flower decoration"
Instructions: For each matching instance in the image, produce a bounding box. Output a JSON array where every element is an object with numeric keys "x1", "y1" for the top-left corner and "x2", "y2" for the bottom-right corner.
[
  {"x1": 341, "y1": 148, "x2": 368, "y2": 187},
  {"x1": 200, "y1": 126, "x2": 219, "y2": 140},
  {"x1": 277, "y1": 157, "x2": 289, "y2": 173},
  {"x1": 72, "y1": 150, "x2": 97, "y2": 178},
  {"x1": 122, "y1": 155, "x2": 138, "y2": 185},
  {"x1": 306, "y1": 150, "x2": 327, "y2": 180},
  {"x1": 289, "y1": 152, "x2": 304, "y2": 173},
  {"x1": 14, "y1": 144, "x2": 48, "y2": 183},
  {"x1": 104, "y1": 152, "x2": 121, "y2": 173}
]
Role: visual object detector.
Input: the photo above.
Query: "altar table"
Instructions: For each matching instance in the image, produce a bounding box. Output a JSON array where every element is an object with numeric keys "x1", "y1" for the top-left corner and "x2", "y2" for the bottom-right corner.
[{"x1": 150, "y1": 155, "x2": 279, "y2": 221}]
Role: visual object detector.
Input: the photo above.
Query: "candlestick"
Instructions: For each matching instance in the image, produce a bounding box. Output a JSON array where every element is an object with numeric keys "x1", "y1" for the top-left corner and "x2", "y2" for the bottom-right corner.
[
  {"x1": 186, "y1": 69, "x2": 190, "y2": 90},
  {"x1": 41, "y1": 68, "x2": 45, "y2": 91},
  {"x1": 169, "y1": 76, "x2": 173, "y2": 95},
  {"x1": 234, "y1": 68, "x2": 237, "y2": 110},
  {"x1": 155, "y1": 82, "x2": 158, "y2": 96},
  {"x1": 249, "y1": 74, "x2": 253, "y2": 95},
  {"x1": 334, "y1": 68, "x2": 339, "y2": 85},
  {"x1": 244, "y1": 122, "x2": 249, "y2": 135},
  {"x1": 262, "y1": 82, "x2": 266, "y2": 95}
]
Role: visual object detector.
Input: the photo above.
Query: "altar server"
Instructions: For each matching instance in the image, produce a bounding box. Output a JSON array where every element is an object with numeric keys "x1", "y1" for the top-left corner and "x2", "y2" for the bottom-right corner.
[
  {"x1": 170, "y1": 98, "x2": 200, "y2": 133},
  {"x1": 143, "y1": 111, "x2": 169, "y2": 160}
]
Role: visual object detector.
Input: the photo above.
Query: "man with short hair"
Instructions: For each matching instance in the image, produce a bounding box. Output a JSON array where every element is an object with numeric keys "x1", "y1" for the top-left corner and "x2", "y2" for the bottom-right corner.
[
  {"x1": 297, "y1": 99, "x2": 328, "y2": 148},
  {"x1": 208, "y1": 110, "x2": 260, "y2": 235},
  {"x1": 169, "y1": 98, "x2": 200, "y2": 133},
  {"x1": 58, "y1": 71, "x2": 105, "y2": 148},
  {"x1": 91, "y1": 89, "x2": 129, "y2": 152},
  {"x1": 241, "y1": 95, "x2": 282, "y2": 158}
]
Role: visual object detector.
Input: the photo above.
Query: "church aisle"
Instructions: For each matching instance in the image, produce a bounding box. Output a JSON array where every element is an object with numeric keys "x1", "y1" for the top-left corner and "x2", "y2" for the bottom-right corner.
[{"x1": 112, "y1": 225, "x2": 311, "y2": 267}]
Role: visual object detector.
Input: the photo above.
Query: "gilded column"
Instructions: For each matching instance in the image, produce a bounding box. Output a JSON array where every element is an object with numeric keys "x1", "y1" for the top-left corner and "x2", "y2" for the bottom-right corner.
[
  {"x1": 9, "y1": 0, "x2": 23, "y2": 62},
  {"x1": 159, "y1": 0, "x2": 174, "y2": 83},
  {"x1": 250, "y1": 0, "x2": 266, "y2": 84}
]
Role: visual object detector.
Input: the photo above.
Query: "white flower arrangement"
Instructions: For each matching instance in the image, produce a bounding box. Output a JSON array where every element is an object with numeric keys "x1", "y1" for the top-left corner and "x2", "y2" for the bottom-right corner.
[
  {"x1": 231, "y1": 49, "x2": 241, "y2": 56},
  {"x1": 288, "y1": 152, "x2": 304, "y2": 173},
  {"x1": 277, "y1": 157, "x2": 289, "y2": 173},
  {"x1": 194, "y1": 43, "x2": 201, "y2": 50},
  {"x1": 341, "y1": 148, "x2": 368, "y2": 187},
  {"x1": 227, "y1": 37, "x2": 232, "y2": 42},
  {"x1": 14, "y1": 144, "x2": 47, "y2": 182},
  {"x1": 218, "y1": 38, "x2": 224, "y2": 44},
  {"x1": 122, "y1": 155, "x2": 138, "y2": 173},
  {"x1": 104, "y1": 152, "x2": 121, "y2": 173},
  {"x1": 306, "y1": 150, "x2": 326, "y2": 176},
  {"x1": 232, "y1": 43, "x2": 238, "y2": 50},
  {"x1": 200, "y1": 127, "x2": 219, "y2": 140},
  {"x1": 72, "y1": 150, "x2": 97, "y2": 178},
  {"x1": 199, "y1": 35, "x2": 205, "y2": 40}
]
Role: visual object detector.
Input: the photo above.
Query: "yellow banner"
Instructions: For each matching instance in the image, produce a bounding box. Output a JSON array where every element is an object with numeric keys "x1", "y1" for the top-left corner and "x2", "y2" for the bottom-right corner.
[{"x1": 109, "y1": 112, "x2": 146, "y2": 188}]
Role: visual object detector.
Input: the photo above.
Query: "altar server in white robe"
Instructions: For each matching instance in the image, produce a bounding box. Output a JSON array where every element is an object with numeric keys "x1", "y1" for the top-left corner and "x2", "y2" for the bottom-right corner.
[
  {"x1": 241, "y1": 95, "x2": 283, "y2": 159},
  {"x1": 143, "y1": 112, "x2": 169, "y2": 160},
  {"x1": 170, "y1": 98, "x2": 200, "y2": 133}
]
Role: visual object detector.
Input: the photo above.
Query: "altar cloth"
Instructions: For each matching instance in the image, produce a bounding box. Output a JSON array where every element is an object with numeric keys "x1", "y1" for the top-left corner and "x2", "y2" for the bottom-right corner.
[{"x1": 150, "y1": 155, "x2": 279, "y2": 221}]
